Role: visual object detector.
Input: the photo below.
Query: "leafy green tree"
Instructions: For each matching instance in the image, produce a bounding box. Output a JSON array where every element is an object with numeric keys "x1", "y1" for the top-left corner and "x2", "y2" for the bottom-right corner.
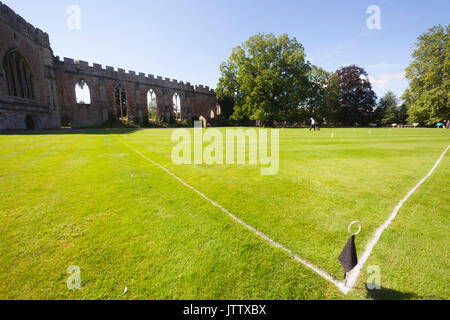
[
  {"x1": 322, "y1": 72, "x2": 341, "y2": 124},
  {"x1": 148, "y1": 100, "x2": 157, "y2": 122},
  {"x1": 335, "y1": 65, "x2": 376, "y2": 126},
  {"x1": 373, "y1": 91, "x2": 409, "y2": 125},
  {"x1": 216, "y1": 57, "x2": 240, "y2": 120},
  {"x1": 216, "y1": 33, "x2": 311, "y2": 125},
  {"x1": 301, "y1": 66, "x2": 341, "y2": 125},
  {"x1": 216, "y1": 95, "x2": 235, "y2": 119},
  {"x1": 385, "y1": 103, "x2": 408, "y2": 125},
  {"x1": 375, "y1": 91, "x2": 398, "y2": 124},
  {"x1": 395, "y1": 103, "x2": 408, "y2": 124},
  {"x1": 304, "y1": 66, "x2": 329, "y2": 122},
  {"x1": 397, "y1": 104, "x2": 409, "y2": 124},
  {"x1": 403, "y1": 25, "x2": 449, "y2": 125}
]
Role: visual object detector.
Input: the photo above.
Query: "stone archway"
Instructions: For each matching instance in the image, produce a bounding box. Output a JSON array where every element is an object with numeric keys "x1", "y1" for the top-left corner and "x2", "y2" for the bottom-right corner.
[
  {"x1": 173, "y1": 92, "x2": 181, "y2": 121},
  {"x1": 146, "y1": 89, "x2": 157, "y2": 122},
  {"x1": 75, "y1": 79, "x2": 91, "y2": 104}
]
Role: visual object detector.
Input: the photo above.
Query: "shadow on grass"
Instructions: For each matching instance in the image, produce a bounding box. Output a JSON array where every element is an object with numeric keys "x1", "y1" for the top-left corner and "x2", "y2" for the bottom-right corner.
[
  {"x1": 365, "y1": 284, "x2": 418, "y2": 300},
  {"x1": 0, "y1": 128, "x2": 142, "y2": 136}
]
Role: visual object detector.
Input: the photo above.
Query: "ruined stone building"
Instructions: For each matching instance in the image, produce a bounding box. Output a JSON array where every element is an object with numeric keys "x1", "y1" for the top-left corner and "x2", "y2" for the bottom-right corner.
[{"x1": 0, "y1": 2, "x2": 217, "y2": 130}]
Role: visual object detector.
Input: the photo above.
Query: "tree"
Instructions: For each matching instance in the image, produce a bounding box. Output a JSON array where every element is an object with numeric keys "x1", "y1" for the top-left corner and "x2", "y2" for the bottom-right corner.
[
  {"x1": 403, "y1": 25, "x2": 449, "y2": 125},
  {"x1": 374, "y1": 91, "x2": 398, "y2": 124},
  {"x1": 383, "y1": 103, "x2": 408, "y2": 125},
  {"x1": 397, "y1": 104, "x2": 409, "y2": 124},
  {"x1": 304, "y1": 66, "x2": 329, "y2": 123},
  {"x1": 216, "y1": 95, "x2": 235, "y2": 119},
  {"x1": 216, "y1": 57, "x2": 240, "y2": 120},
  {"x1": 373, "y1": 91, "x2": 409, "y2": 125},
  {"x1": 148, "y1": 95, "x2": 157, "y2": 121},
  {"x1": 301, "y1": 66, "x2": 341, "y2": 125},
  {"x1": 335, "y1": 65, "x2": 377, "y2": 126},
  {"x1": 216, "y1": 33, "x2": 311, "y2": 124},
  {"x1": 322, "y1": 72, "x2": 340, "y2": 124}
]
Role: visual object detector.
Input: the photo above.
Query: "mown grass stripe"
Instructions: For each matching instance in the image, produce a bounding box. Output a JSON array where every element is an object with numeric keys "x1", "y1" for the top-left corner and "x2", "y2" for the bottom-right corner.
[
  {"x1": 114, "y1": 135, "x2": 348, "y2": 294},
  {"x1": 344, "y1": 145, "x2": 449, "y2": 293},
  {"x1": 115, "y1": 135, "x2": 449, "y2": 295}
]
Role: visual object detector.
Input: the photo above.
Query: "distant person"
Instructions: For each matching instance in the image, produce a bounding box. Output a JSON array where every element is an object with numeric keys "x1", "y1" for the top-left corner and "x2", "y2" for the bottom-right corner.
[
  {"x1": 446, "y1": 120, "x2": 450, "y2": 129},
  {"x1": 309, "y1": 118, "x2": 320, "y2": 131},
  {"x1": 309, "y1": 117, "x2": 316, "y2": 131}
]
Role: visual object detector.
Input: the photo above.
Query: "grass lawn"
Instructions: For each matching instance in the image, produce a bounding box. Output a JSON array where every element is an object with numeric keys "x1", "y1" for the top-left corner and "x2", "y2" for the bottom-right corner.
[{"x1": 0, "y1": 128, "x2": 448, "y2": 300}]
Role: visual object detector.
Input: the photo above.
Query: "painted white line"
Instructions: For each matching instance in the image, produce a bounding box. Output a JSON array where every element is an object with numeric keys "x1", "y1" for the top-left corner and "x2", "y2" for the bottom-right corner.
[
  {"x1": 115, "y1": 136, "x2": 448, "y2": 296},
  {"x1": 114, "y1": 136, "x2": 347, "y2": 293},
  {"x1": 344, "y1": 145, "x2": 450, "y2": 294}
]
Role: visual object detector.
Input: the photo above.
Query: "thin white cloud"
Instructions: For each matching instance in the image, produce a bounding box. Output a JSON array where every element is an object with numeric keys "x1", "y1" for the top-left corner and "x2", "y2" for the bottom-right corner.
[
  {"x1": 369, "y1": 72, "x2": 406, "y2": 90},
  {"x1": 309, "y1": 44, "x2": 346, "y2": 61},
  {"x1": 365, "y1": 62, "x2": 405, "y2": 69}
]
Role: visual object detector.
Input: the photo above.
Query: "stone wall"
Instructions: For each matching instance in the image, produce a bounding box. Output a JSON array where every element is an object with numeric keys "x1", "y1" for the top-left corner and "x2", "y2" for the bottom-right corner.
[
  {"x1": 54, "y1": 57, "x2": 217, "y2": 128},
  {"x1": 0, "y1": 96, "x2": 55, "y2": 130},
  {"x1": 0, "y1": 1, "x2": 216, "y2": 130},
  {"x1": 0, "y1": 1, "x2": 60, "y2": 130}
]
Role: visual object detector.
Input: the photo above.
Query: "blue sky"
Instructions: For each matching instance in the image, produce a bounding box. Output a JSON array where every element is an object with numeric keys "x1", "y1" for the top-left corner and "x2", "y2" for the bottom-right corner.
[{"x1": 5, "y1": 0, "x2": 449, "y2": 100}]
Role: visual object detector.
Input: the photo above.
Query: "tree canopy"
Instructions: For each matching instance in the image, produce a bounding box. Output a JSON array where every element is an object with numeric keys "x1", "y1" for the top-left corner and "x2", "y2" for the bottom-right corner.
[
  {"x1": 216, "y1": 26, "x2": 448, "y2": 127},
  {"x1": 403, "y1": 25, "x2": 450, "y2": 125},
  {"x1": 374, "y1": 90, "x2": 397, "y2": 124},
  {"x1": 375, "y1": 91, "x2": 408, "y2": 125},
  {"x1": 335, "y1": 65, "x2": 377, "y2": 126},
  {"x1": 216, "y1": 33, "x2": 311, "y2": 124}
]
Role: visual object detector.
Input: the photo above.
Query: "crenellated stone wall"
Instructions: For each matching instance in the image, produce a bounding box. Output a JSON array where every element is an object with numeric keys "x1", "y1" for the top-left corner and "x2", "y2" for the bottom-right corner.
[
  {"x1": 0, "y1": 1, "x2": 216, "y2": 130},
  {"x1": 0, "y1": 1, "x2": 60, "y2": 130},
  {"x1": 0, "y1": 1, "x2": 50, "y2": 49},
  {"x1": 54, "y1": 57, "x2": 216, "y2": 128}
]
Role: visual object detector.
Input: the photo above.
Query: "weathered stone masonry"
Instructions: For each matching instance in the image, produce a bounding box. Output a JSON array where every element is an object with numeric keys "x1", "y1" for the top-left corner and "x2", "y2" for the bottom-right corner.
[
  {"x1": 53, "y1": 57, "x2": 217, "y2": 128},
  {"x1": 0, "y1": 2, "x2": 59, "y2": 130},
  {"x1": 0, "y1": 2, "x2": 217, "y2": 130}
]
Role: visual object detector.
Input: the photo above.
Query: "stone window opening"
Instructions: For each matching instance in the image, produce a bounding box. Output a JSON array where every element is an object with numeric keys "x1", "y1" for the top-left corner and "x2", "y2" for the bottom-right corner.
[
  {"x1": 173, "y1": 93, "x2": 181, "y2": 121},
  {"x1": 2, "y1": 49, "x2": 35, "y2": 100},
  {"x1": 147, "y1": 89, "x2": 157, "y2": 122},
  {"x1": 114, "y1": 84, "x2": 127, "y2": 120},
  {"x1": 75, "y1": 79, "x2": 91, "y2": 104}
]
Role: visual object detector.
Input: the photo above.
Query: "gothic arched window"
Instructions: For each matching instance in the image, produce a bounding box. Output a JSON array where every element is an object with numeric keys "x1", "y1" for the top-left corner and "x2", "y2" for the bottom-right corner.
[
  {"x1": 2, "y1": 49, "x2": 35, "y2": 100},
  {"x1": 75, "y1": 80, "x2": 91, "y2": 104},
  {"x1": 114, "y1": 84, "x2": 127, "y2": 119},
  {"x1": 173, "y1": 93, "x2": 181, "y2": 120},
  {"x1": 147, "y1": 89, "x2": 157, "y2": 121}
]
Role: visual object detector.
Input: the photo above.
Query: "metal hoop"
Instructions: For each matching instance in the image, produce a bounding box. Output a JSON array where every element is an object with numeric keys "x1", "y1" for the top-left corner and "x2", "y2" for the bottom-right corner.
[{"x1": 348, "y1": 221, "x2": 361, "y2": 236}]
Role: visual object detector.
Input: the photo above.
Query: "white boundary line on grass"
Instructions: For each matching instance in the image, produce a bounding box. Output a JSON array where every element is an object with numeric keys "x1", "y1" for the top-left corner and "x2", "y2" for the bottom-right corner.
[
  {"x1": 343, "y1": 144, "x2": 449, "y2": 294},
  {"x1": 115, "y1": 136, "x2": 347, "y2": 293},
  {"x1": 115, "y1": 135, "x2": 448, "y2": 295}
]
